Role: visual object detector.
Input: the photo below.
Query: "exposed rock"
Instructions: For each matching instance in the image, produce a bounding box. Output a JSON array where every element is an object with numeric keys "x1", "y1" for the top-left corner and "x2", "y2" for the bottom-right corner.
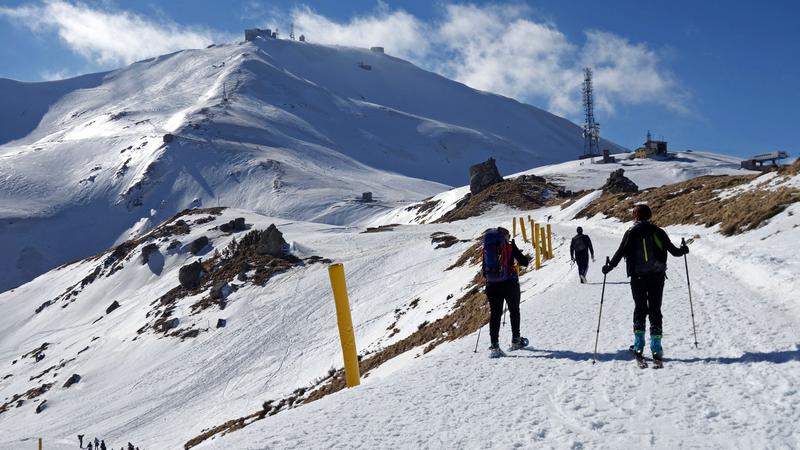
[
  {"x1": 602, "y1": 168, "x2": 639, "y2": 194},
  {"x1": 141, "y1": 243, "x2": 159, "y2": 264},
  {"x1": 255, "y1": 224, "x2": 288, "y2": 257},
  {"x1": 190, "y1": 236, "x2": 209, "y2": 255},
  {"x1": 163, "y1": 133, "x2": 174, "y2": 143},
  {"x1": 210, "y1": 281, "x2": 228, "y2": 300},
  {"x1": 216, "y1": 319, "x2": 227, "y2": 328},
  {"x1": 469, "y1": 157, "x2": 503, "y2": 195},
  {"x1": 164, "y1": 318, "x2": 180, "y2": 330},
  {"x1": 105, "y1": 301, "x2": 120, "y2": 314},
  {"x1": 63, "y1": 374, "x2": 81, "y2": 388},
  {"x1": 178, "y1": 261, "x2": 204, "y2": 288},
  {"x1": 219, "y1": 217, "x2": 247, "y2": 233},
  {"x1": 36, "y1": 400, "x2": 47, "y2": 414},
  {"x1": 167, "y1": 240, "x2": 181, "y2": 251}
]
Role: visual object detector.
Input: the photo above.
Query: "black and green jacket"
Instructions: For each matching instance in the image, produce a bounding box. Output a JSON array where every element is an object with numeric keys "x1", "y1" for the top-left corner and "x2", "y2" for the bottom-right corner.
[{"x1": 608, "y1": 221, "x2": 684, "y2": 277}]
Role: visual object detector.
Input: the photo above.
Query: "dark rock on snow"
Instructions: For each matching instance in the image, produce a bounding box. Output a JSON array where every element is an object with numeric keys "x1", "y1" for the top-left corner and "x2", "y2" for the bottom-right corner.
[
  {"x1": 63, "y1": 373, "x2": 81, "y2": 388},
  {"x1": 178, "y1": 261, "x2": 204, "y2": 288},
  {"x1": 141, "y1": 243, "x2": 159, "y2": 264},
  {"x1": 105, "y1": 300, "x2": 120, "y2": 314},
  {"x1": 256, "y1": 224, "x2": 288, "y2": 257},
  {"x1": 602, "y1": 168, "x2": 639, "y2": 194},
  {"x1": 190, "y1": 236, "x2": 209, "y2": 254},
  {"x1": 219, "y1": 217, "x2": 247, "y2": 233},
  {"x1": 469, "y1": 157, "x2": 503, "y2": 195}
]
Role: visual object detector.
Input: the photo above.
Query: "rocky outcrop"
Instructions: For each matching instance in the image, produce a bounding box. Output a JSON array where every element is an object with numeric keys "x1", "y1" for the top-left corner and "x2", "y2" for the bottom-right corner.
[
  {"x1": 178, "y1": 261, "x2": 204, "y2": 288},
  {"x1": 256, "y1": 225, "x2": 288, "y2": 257},
  {"x1": 602, "y1": 169, "x2": 639, "y2": 194},
  {"x1": 469, "y1": 158, "x2": 503, "y2": 195},
  {"x1": 141, "y1": 243, "x2": 159, "y2": 264},
  {"x1": 105, "y1": 301, "x2": 120, "y2": 314},
  {"x1": 190, "y1": 236, "x2": 209, "y2": 255},
  {"x1": 63, "y1": 374, "x2": 81, "y2": 388},
  {"x1": 219, "y1": 217, "x2": 247, "y2": 233}
]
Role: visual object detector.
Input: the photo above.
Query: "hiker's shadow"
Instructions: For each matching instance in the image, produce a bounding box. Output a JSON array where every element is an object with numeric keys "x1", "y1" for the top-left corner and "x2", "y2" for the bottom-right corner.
[
  {"x1": 520, "y1": 348, "x2": 630, "y2": 362},
  {"x1": 518, "y1": 346, "x2": 800, "y2": 365}
]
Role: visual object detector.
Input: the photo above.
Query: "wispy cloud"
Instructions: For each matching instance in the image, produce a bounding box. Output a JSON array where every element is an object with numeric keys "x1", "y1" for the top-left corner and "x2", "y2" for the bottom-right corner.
[
  {"x1": 0, "y1": 0, "x2": 220, "y2": 67},
  {"x1": 288, "y1": 3, "x2": 689, "y2": 117}
]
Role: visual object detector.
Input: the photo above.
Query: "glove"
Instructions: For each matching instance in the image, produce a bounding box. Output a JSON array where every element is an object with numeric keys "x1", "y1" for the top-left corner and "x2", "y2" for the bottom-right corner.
[
  {"x1": 601, "y1": 264, "x2": 612, "y2": 274},
  {"x1": 680, "y1": 244, "x2": 689, "y2": 255}
]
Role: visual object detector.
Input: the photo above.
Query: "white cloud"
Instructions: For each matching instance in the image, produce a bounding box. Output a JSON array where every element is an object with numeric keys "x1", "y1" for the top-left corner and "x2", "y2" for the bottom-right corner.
[
  {"x1": 289, "y1": 3, "x2": 689, "y2": 118},
  {"x1": 0, "y1": 0, "x2": 219, "y2": 67},
  {"x1": 290, "y1": 5, "x2": 430, "y2": 62}
]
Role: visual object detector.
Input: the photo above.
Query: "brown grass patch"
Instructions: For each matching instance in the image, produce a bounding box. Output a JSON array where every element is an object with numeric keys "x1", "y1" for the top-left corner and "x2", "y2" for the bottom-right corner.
[
  {"x1": 435, "y1": 175, "x2": 562, "y2": 223},
  {"x1": 576, "y1": 174, "x2": 800, "y2": 235}
]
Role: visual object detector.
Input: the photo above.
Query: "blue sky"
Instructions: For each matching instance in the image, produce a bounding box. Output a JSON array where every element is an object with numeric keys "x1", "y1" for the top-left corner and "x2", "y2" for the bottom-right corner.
[{"x1": 0, "y1": 0, "x2": 798, "y2": 159}]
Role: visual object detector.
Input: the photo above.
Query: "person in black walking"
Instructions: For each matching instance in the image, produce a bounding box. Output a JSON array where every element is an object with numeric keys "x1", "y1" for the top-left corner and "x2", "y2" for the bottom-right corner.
[
  {"x1": 570, "y1": 226, "x2": 594, "y2": 283},
  {"x1": 78, "y1": 434, "x2": 85, "y2": 448},
  {"x1": 602, "y1": 204, "x2": 688, "y2": 360},
  {"x1": 87, "y1": 443, "x2": 93, "y2": 450},
  {"x1": 99, "y1": 440, "x2": 107, "y2": 450},
  {"x1": 482, "y1": 227, "x2": 531, "y2": 357}
]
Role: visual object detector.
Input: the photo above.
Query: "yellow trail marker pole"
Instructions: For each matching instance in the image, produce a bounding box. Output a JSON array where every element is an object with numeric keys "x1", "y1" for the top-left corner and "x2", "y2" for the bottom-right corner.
[
  {"x1": 519, "y1": 217, "x2": 528, "y2": 242},
  {"x1": 534, "y1": 223, "x2": 541, "y2": 270},
  {"x1": 540, "y1": 228, "x2": 548, "y2": 259},
  {"x1": 39, "y1": 438, "x2": 42, "y2": 450},
  {"x1": 327, "y1": 263, "x2": 361, "y2": 388},
  {"x1": 546, "y1": 224, "x2": 553, "y2": 259},
  {"x1": 512, "y1": 217, "x2": 517, "y2": 239}
]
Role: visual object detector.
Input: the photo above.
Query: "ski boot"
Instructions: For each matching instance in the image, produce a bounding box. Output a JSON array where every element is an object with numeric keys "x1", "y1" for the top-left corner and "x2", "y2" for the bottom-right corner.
[
  {"x1": 650, "y1": 334, "x2": 663, "y2": 360},
  {"x1": 630, "y1": 330, "x2": 646, "y2": 356},
  {"x1": 509, "y1": 336, "x2": 529, "y2": 351},
  {"x1": 489, "y1": 342, "x2": 506, "y2": 358}
]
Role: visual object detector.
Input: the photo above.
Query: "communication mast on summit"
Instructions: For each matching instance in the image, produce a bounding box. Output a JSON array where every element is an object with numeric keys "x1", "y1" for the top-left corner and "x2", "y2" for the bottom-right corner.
[
  {"x1": 580, "y1": 67, "x2": 601, "y2": 159},
  {"x1": 290, "y1": 23, "x2": 295, "y2": 40}
]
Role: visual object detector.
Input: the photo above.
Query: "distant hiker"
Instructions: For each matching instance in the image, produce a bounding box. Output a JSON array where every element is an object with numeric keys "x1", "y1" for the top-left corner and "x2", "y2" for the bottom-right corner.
[
  {"x1": 87, "y1": 443, "x2": 93, "y2": 450},
  {"x1": 602, "y1": 204, "x2": 688, "y2": 362},
  {"x1": 127, "y1": 442, "x2": 134, "y2": 450},
  {"x1": 78, "y1": 434, "x2": 85, "y2": 448},
  {"x1": 100, "y1": 440, "x2": 107, "y2": 450},
  {"x1": 94, "y1": 438, "x2": 100, "y2": 448},
  {"x1": 482, "y1": 227, "x2": 531, "y2": 358},
  {"x1": 570, "y1": 227, "x2": 595, "y2": 283}
]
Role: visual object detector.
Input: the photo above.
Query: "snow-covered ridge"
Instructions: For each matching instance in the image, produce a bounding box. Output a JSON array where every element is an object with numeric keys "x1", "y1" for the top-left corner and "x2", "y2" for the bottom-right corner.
[{"x1": 1, "y1": 38, "x2": 620, "y2": 292}]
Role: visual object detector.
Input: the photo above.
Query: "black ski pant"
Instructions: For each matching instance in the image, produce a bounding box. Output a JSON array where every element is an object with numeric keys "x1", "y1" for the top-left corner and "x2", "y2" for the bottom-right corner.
[
  {"x1": 575, "y1": 251, "x2": 590, "y2": 279},
  {"x1": 630, "y1": 273, "x2": 665, "y2": 335},
  {"x1": 486, "y1": 280, "x2": 521, "y2": 346}
]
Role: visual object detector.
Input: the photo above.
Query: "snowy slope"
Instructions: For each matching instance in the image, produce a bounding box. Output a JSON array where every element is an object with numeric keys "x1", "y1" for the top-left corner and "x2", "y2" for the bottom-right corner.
[
  {"x1": 1, "y1": 159, "x2": 798, "y2": 449},
  {"x1": 0, "y1": 38, "x2": 620, "y2": 292}
]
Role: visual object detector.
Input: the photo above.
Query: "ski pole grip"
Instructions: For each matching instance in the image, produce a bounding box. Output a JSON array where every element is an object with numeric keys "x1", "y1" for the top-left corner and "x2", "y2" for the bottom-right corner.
[
  {"x1": 681, "y1": 237, "x2": 686, "y2": 246},
  {"x1": 605, "y1": 256, "x2": 610, "y2": 264}
]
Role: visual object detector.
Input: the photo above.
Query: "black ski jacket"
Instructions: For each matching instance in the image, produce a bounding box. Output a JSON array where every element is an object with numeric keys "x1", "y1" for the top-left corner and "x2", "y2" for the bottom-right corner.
[
  {"x1": 608, "y1": 221, "x2": 684, "y2": 277},
  {"x1": 570, "y1": 234, "x2": 594, "y2": 260}
]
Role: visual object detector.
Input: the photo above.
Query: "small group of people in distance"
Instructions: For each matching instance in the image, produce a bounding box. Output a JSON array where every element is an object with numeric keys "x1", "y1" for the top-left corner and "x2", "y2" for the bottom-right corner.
[
  {"x1": 77, "y1": 434, "x2": 141, "y2": 450},
  {"x1": 482, "y1": 204, "x2": 688, "y2": 361}
]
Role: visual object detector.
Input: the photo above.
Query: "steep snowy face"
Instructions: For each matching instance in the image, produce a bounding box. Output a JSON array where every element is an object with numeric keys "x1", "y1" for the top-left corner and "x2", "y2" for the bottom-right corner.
[{"x1": 0, "y1": 38, "x2": 611, "y2": 292}]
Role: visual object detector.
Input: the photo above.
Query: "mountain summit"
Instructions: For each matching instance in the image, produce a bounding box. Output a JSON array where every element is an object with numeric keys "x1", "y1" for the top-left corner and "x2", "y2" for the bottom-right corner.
[{"x1": 0, "y1": 38, "x2": 617, "y2": 291}]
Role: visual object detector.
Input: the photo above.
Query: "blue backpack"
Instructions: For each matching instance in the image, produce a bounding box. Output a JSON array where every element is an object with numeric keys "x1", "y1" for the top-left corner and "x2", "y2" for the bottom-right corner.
[{"x1": 482, "y1": 228, "x2": 515, "y2": 283}]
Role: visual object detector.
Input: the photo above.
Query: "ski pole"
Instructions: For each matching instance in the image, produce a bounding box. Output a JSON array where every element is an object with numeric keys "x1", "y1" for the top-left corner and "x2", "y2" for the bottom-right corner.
[
  {"x1": 592, "y1": 256, "x2": 610, "y2": 364},
  {"x1": 682, "y1": 238, "x2": 699, "y2": 349},
  {"x1": 474, "y1": 325, "x2": 482, "y2": 353}
]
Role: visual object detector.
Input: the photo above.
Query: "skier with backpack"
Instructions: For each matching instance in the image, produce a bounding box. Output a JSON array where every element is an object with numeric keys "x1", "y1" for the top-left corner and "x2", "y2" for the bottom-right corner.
[
  {"x1": 602, "y1": 204, "x2": 688, "y2": 366},
  {"x1": 570, "y1": 226, "x2": 595, "y2": 283},
  {"x1": 482, "y1": 227, "x2": 531, "y2": 358}
]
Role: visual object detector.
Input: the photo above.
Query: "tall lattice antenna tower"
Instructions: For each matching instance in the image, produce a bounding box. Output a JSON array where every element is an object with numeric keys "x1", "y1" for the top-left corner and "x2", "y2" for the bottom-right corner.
[
  {"x1": 290, "y1": 23, "x2": 295, "y2": 40},
  {"x1": 581, "y1": 67, "x2": 601, "y2": 158}
]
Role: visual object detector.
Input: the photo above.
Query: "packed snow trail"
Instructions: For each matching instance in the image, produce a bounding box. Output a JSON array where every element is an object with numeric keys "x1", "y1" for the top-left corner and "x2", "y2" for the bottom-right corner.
[{"x1": 210, "y1": 221, "x2": 800, "y2": 449}]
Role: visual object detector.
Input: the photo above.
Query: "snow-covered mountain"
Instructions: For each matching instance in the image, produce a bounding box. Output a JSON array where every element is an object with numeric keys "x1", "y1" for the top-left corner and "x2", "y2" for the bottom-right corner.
[
  {"x1": 0, "y1": 38, "x2": 621, "y2": 293},
  {"x1": 2, "y1": 151, "x2": 797, "y2": 449}
]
